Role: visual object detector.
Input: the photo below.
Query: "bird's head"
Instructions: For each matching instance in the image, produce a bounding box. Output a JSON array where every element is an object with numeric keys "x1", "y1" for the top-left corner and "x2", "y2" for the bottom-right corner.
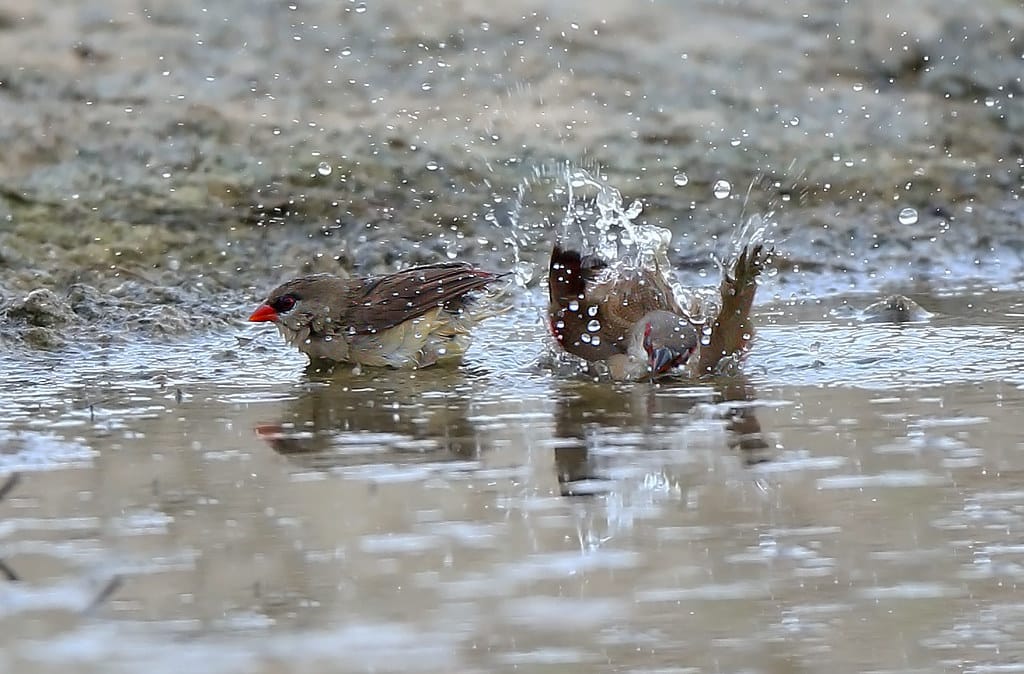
[
  {"x1": 631, "y1": 310, "x2": 699, "y2": 378},
  {"x1": 249, "y1": 275, "x2": 343, "y2": 332}
]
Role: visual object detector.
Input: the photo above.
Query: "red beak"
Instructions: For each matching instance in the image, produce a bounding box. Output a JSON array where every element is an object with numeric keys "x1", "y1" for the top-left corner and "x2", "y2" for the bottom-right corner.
[{"x1": 248, "y1": 304, "x2": 279, "y2": 322}]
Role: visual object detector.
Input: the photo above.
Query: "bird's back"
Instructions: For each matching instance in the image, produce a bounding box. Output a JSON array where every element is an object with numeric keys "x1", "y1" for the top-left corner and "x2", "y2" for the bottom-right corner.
[{"x1": 548, "y1": 244, "x2": 683, "y2": 362}]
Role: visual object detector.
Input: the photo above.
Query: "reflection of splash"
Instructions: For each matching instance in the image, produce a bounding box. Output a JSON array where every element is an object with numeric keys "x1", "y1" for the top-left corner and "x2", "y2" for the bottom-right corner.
[{"x1": 552, "y1": 377, "x2": 773, "y2": 497}]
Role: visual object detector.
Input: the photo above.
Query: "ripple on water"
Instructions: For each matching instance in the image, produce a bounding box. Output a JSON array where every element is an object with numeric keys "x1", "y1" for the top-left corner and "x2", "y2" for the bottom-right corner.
[
  {"x1": 634, "y1": 581, "x2": 773, "y2": 603},
  {"x1": 755, "y1": 318, "x2": 1024, "y2": 389},
  {"x1": 22, "y1": 621, "x2": 463, "y2": 674},
  {"x1": 0, "y1": 430, "x2": 96, "y2": 473},
  {"x1": 816, "y1": 470, "x2": 948, "y2": 489}
]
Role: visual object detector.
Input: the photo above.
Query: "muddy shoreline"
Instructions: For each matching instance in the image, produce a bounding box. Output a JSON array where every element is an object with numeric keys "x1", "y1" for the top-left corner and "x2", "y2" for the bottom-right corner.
[{"x1": 1, "y1": 0, "x2": 1022, "y2": 348}]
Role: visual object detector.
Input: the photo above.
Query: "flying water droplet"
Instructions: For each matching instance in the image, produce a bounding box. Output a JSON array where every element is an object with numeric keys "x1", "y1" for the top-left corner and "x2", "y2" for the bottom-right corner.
[
  {"x1": 587, "y1": 319, "x2": 600, "y2": 332},
  {"x1": 673, "y1": 173, "x2": 689, "y2": 187},
  {"x1": 317, "y1": 162, "x2": 332, "y2": 176},
  {"x1": 580, "y1": 333, "x2": 592, "y2": 344},
  {"x1": 898, "y1": 207, "x2": 918, "y2": 225},
  {"x1": 713, "y1": 179, "x2": 731, "y2": 199},
  {"x1": 513, "y1": 260, "x2": 536, "y2": 287},
  {"x1": 568, "y1": 299, "x2": 580, "y2": 312},
  {"x1": 587, "y1": 305, "x2": 598, "y2": 317},
  {"x1": 425, "y1": 161, "x2": 441, "y2": 171},
  {"x1": 590, "y1": 334, "x2": 601, "y2": 346}
]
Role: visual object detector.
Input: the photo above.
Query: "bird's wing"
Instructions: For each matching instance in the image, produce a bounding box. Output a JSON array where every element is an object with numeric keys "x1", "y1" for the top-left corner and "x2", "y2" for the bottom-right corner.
[{"x1": 344, "y1": 262, "x2": 501, "y2": 334}]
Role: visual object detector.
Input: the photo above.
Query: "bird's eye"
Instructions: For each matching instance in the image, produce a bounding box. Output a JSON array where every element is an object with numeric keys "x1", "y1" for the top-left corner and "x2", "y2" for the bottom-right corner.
[{"x1": 272, "y1": 295, "x2": 296, "y2": 313}]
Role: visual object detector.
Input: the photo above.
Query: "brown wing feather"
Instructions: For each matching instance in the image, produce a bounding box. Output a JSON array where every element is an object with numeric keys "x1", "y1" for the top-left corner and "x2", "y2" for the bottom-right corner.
[{"x1": 345, "y1": 262, "x2": 500, "y2": 334}]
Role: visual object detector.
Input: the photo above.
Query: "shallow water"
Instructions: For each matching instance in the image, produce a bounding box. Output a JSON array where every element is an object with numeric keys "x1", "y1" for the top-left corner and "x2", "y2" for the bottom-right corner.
[{"x1": 2, "y1": 288, "x2": 1024, "y2": 672}]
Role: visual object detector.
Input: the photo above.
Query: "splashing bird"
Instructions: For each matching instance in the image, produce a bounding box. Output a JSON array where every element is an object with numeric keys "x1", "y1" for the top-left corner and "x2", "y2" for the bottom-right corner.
[
  {"x1": 249, "y1": 262, "x2": 506, "y2": 369},
  {"x1": 548, "y1": 242, "x2": 771, "y2": 380}
]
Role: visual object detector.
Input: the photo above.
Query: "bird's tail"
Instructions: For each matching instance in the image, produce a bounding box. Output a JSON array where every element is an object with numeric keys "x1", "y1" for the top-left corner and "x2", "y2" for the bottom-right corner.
[{"x1": 548, "y1": 244, "x2": 606, "y2": 307}]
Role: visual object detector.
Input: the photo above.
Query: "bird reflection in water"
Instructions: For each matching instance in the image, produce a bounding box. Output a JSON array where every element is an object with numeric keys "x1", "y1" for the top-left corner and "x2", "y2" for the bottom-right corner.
[
  {"x1": 552, "y1": 377, "x2": 773, "y2": 497},
  {"x1": 255, "y1": 367, "x2": 485, "y2": 471}
]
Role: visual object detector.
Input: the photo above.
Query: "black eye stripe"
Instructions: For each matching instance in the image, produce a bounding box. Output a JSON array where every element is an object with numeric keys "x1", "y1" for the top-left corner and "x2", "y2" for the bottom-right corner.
[{"x1": 272, "y1": 294, "x2": 297, "y2": 312}]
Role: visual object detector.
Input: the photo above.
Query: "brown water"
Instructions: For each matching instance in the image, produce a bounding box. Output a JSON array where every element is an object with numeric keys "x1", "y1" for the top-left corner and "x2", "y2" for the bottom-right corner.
[{"x1": 2, "y1": 289, "x2": 1024, "y2": 673}]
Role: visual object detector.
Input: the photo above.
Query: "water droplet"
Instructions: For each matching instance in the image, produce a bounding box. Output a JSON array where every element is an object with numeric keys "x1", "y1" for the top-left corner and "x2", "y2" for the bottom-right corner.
[
  {"x1": 673, "y1": 173, "x2": 689, "y2": 187},
  {"x1": 317, "y1": 161, "x2": 332, "y2": 176},
  {"x1": 587, "y1": 319, "x2": 600, "y2": 332},
  {"x1": 587, "y1": 305, "x2": 598, "y2": 317},
  {"x1": 425, "y1": 161, "x2": 440, "y2": 171},
  {"x1": 852, "y1": 82, "x2": 864, "y2": 92},
  {"x1": 580, "y1": 333, "x2": 592, "y2": 344},
  {"x1": 789, "y1": 116, "x2": 800, "y2": 127},
  {"x1": 555, "y1": 320, "x2": 565, "y2": 329},
  {"x1": 568, "y1": 299, "x2": 580, "y2": 312},
  {"x1": 590, "y1": 334, "x2": 601, "y2": 346},
  {"x1": 712, "y1": 179, "x2": 731, "y2": 199},
  {"x1": 898, "y1": 207, "x2": 918, "y2": 225}
]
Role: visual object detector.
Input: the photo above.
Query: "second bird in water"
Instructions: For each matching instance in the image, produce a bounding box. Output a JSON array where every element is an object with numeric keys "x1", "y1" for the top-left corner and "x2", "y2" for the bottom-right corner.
[{"x1": 548, "y1": 240, "x2": 771, "y2": 380}]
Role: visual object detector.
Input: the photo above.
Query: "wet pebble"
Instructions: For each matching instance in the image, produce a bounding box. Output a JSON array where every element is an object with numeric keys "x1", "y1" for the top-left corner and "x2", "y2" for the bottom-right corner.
[
  {"x1": 862, "y1": 295, "x2": 932, "y2": 324},
  {"x1": 21, "y1": 325, "x2": 66, "y2": 349},
  {"x1": 6, "y1": 288, "x2": 76, "y2": 327}
]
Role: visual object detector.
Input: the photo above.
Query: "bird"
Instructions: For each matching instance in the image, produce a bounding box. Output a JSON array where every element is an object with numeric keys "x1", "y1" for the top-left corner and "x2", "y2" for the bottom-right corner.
[
  {"x1": 548, "y1": 241, "x2": 770, "y2": 380},
  {"x1": 248, "y1": 262, "x2": 507, "y2": 369}
]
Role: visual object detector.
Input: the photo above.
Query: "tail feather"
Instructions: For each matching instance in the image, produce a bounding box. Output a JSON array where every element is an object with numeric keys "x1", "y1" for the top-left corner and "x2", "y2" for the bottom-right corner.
[{"x1": 549, "y1": 244, "x2": 606, "y2": 306}]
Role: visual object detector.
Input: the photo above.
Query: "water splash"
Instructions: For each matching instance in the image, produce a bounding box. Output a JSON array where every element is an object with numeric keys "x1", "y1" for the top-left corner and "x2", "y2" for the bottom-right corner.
[
  {"x1": 499, "y1": 162, "x2": 779, "y2": 327},
  {"x1": 502, "y1": 161, "x2": 673, "y2": 274}
]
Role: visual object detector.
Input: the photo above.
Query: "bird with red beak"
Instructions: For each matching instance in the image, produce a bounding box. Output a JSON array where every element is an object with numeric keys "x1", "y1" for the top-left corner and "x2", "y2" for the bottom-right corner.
[
  {"x1": 248, "y1": 262, "x2": 506, "y2": 369},
  {"x1": 548, "y1": 242, "x2": 770, "y2": 380}
]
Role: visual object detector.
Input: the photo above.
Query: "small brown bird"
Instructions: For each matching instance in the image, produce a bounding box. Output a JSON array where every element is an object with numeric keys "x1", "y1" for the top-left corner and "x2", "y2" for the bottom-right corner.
[
  {"x1": 249, "y1": 262, "x2": 506, "y2": 369},
  {"x1": 548, "y1": 242, "x2": 769, "y2": 380}
]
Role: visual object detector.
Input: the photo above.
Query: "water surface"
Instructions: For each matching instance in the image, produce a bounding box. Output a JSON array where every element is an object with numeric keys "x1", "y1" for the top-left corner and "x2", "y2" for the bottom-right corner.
[{"x1": 2, "y1": 288, "x2": 1023, "y2": 672}]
